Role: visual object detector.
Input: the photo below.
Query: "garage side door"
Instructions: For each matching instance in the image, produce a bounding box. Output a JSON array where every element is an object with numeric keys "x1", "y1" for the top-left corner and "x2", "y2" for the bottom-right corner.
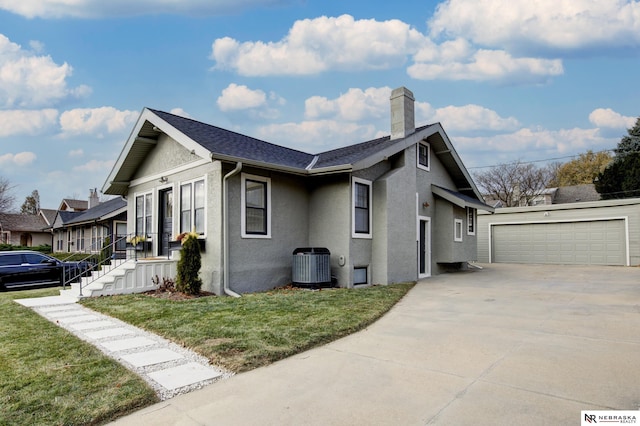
[{"x1": 492, "y1": 220, "x2": 626, "y2": 266}]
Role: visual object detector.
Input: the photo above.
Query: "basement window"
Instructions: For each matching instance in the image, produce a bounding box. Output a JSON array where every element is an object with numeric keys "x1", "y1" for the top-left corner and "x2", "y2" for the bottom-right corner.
[{"x1": 354, "y1": 266, "x2": 368, "y2": 285}]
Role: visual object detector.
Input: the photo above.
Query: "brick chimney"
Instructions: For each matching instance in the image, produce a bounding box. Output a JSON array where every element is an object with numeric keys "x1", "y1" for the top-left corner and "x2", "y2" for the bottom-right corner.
[{"x1": 390, "y1": 87, "x2": 415, "y2": 140}]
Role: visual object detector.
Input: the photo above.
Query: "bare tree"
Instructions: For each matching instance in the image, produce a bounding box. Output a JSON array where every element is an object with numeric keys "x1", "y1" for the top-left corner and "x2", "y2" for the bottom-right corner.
[
  {"x1": 0, "y1": 176, "x2": 16, "y2": 213},
  {"x1": 474, "y1": 160, "x2": 554, "y2": 207}
]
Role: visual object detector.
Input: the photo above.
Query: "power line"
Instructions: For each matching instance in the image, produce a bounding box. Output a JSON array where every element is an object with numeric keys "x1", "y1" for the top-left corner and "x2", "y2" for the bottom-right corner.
[{"x1": 467, "y1": 149, "x2": 616, "y2": 170}]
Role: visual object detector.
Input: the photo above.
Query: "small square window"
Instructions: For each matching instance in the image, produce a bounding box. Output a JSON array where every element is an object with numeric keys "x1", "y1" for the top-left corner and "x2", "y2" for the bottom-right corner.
[{"x1": 354, "y1": 267, "x2": 368, "y2": 285}]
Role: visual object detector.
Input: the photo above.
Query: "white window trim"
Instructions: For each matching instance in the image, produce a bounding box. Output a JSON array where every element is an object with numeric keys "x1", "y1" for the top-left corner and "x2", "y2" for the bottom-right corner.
[
  {"x1": 416, "y1": 141, "x2": 431, "y2": 172},
  {"x1": 134, "y1": 190, "x2": 154, "y2": 238},
  {"x1": 454, "y1": 218, "x2": 463, "y2": 242},
  {"x1": 179, "y1": 177, "x2": 207, "y2": 237},
  {"x1": 241, "y1": 173, "x2": 271, "y2": 239},
  {"x1": 467, "y1": 207, "x2": 476, "y2": 236},
  {"x1": 352, "y1": 177, "x2": 373, "y2": 239}
]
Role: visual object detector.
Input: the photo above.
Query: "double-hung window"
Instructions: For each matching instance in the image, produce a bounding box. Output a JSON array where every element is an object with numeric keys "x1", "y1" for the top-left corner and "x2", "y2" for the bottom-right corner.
[
  {"x1": 135, "y1": 192, "x2": 153, "y2": 237},
  {"x1": 241, "y1": 174, "x2": 271, "y2": 238},
  {"x1": 417, "y1": 141, "x2": 430, "y2": 171},
  {"x1": 467, "y1": 207, "x2": 476, "y2": 235},
  {"x1": 180, "y1": 179, "x2": 206, "y2": 235},
  {"x1": 352, "y1": 177, "x2": 372, "y2": 238}
]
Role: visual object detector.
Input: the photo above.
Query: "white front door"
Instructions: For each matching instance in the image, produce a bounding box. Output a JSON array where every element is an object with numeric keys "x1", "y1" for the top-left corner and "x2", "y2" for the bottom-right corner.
[{"x1": 418, "y1": 216, "x2": 431, "y2": 278}]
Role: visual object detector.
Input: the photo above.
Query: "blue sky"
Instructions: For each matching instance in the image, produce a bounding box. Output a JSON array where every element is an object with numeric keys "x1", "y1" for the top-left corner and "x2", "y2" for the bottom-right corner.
[{"x1": 0, "y1": 0, "x2": 638, "y2": 209}]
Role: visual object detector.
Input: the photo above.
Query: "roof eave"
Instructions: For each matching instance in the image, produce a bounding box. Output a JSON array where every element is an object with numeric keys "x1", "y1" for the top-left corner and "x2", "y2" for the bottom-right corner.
[{"x1": 432, "y1": 185, "x2": 495, "y2": 213}]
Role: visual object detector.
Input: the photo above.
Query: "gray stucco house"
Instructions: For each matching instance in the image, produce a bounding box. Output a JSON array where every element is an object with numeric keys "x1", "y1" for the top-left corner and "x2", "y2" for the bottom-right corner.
[{"x1": 101, "y1": 87, "x2": 493, "y2": 295}]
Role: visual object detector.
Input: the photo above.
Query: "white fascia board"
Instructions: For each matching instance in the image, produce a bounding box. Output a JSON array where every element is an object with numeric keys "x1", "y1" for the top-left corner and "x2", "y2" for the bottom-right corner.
[
  {"x1": 432, "y1": 123, "x2": 485, "y2": 202},
  {"x1": 145, "y1": 112, "x2": 211, "y2": 160},
  {"x1": 101, "y1": 107, "x2": 151, "y2": 194}
]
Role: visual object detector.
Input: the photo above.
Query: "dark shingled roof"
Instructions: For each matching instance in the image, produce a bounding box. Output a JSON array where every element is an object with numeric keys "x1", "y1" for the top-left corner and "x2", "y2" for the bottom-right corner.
[
  {"x1": 151, "y1": 109, "x2": 436, "y2": 171},
  {"x1": 314, "y1": 124, "x2": 434, "y2": 168},
  {"x1": 65, "y1": 197, "x2": 127, "y2": 225},
  {"x1": 150, "y1": 109, "x2": 315, "y2": 170}
]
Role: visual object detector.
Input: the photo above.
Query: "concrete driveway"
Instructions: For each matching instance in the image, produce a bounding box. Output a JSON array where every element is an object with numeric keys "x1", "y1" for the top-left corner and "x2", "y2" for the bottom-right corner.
[{"x1": 112, "y1": 264, "x2": 640, "y2": 426}]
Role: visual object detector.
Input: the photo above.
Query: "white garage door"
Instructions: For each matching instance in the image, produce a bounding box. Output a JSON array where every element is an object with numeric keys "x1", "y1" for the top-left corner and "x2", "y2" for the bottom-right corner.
[{"x1": 492, "y1": 220, "x2": 626, "y2": 266}]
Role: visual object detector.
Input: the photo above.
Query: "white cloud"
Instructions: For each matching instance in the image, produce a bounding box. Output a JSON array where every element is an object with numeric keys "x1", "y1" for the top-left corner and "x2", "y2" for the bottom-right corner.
[
  {"x1": 420, "y1": 103, "x2": 521, "y2": 132},
  {"x1": 0, "y1": 34, "x2": 91, "y2": 108},
  {"x1": 217, "y1": 84, "x2": 267, "y2": 111},
  {"x1": 72, "y1": 159, "x2": 115, "y2": 172},
  {"x1": 59, "y1": 107, "x2": 138, "y2": 137},
  {"x1": 0, "y1": 0, "x2": 293, "y2": 18},
  {"x1": 0, "y1": 109, "x2": 58, "y2": 137},
  {"x1": 305, "y1": 87, "x2": 392, "y2": 121},
  {"x1": 256, "y1": 120, "x2": 382, "y2": 152},
  {"x1": 408, "y1": 49, "x2": 563, "y2": 83},
  {"x1": 68, "y1": 149, "x2": 84, "y2": 157},
  {"x1": 211, "y1": 15, "x2": 426, "y2": 76},
  {"x1": 169, "y1": 108, "x2": 191, "y2": 118},
  {"x1": 210, "y1": 14, "x2": 565, "y2": 84},
  {"x1": 429, "y1": 0, "x2": 640, "y2": 52},
  {"x1": 457, "y1": 126, "x2": 615, "y2": 169},
  {"x1": 0, "y1": 151, "x2": 36, "y2": 166},
  {"x1": 589, "y1": 108, "x2": 636, "y2": 129}
]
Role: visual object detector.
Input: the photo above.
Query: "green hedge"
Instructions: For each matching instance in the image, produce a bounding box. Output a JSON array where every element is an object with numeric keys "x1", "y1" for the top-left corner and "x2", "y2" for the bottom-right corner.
[{"x1": 0, "y1": 244, "x2": 52, "y2": 253}]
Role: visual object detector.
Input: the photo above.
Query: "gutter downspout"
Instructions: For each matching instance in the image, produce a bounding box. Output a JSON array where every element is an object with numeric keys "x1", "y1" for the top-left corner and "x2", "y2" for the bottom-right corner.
[{"x1": 222, "y1": 161, "x2": 242, "y2": 297}]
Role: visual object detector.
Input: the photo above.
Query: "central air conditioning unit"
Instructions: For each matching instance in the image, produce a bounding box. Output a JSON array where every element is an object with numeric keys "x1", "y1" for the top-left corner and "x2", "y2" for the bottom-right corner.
[{"x1": 292, "y1": 247, "x2": 331, "y2": 288}]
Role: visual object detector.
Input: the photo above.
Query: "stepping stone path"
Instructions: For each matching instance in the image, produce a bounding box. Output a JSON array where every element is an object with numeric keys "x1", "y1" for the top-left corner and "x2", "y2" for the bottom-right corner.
[{"x1": 16, "y1": 296, "x2": 233, "y2": 400}]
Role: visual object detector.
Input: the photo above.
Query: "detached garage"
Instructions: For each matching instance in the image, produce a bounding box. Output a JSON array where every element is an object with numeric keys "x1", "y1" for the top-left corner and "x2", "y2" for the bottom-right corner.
[{"x1": 477, "y1": 198, "x2": 640, "y2": 267}]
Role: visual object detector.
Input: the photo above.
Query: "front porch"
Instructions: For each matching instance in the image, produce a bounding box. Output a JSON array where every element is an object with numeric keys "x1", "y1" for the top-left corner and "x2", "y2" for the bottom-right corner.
[{"x1": 60, "y1": 257, "x2": 177, "y2": 301}]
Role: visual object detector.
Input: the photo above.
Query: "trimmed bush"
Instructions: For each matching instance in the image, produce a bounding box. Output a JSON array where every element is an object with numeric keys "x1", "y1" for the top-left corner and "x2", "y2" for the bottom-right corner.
[{"x1": 175, "y1": 233, "x2": 202, "y2": 295}]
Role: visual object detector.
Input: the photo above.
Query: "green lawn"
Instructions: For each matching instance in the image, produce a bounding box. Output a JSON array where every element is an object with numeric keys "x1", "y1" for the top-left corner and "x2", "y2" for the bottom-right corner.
[
  {"x1": 1, "y1": 282, "x2": 414, "y2": 425},
  {"x1": 0, "y1": 288, "x2": 157, "y2": 426},
  {"x1": 81, "y1": 283, "x2": 415, "y2": 373}
]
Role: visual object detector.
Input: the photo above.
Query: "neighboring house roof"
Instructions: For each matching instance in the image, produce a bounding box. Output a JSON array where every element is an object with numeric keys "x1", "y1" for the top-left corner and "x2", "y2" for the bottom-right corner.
[
  {"x1": 51, "y1": 210, "x2": 84, "y2": 230},
  {"x1": 39, "y1": 209, "x2": 58, "y2": 226},
  {"x1": 0, "y1": 213, "x2": 49, "y2": 233},
  {"x1": 59, "y1": 199, "x2": 88, "y2": 211},
  {"x1": 553, "y1": 184, "x2": 600, "y2": 204},
  {"x1": 102, "y1": 108, "x2": 487, "y2": 204},
  {"x1": 63, "y1": 197, "x2": 127, "y2": 227}
]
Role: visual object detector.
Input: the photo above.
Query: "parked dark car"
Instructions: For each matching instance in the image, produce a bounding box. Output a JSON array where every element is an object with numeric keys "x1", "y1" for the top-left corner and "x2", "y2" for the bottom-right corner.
[{"x1": 0, "y1": 250, "x2": 95, "y2": 291}]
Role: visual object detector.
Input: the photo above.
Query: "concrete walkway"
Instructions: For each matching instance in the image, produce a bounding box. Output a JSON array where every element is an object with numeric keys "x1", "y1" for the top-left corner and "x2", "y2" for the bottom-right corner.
[
  {"x1": 16, "y1": 296, "x2": 231, "y2": 400},
  {"x1": 108, "y1": 263, "x2": 640, "y2": 426}
]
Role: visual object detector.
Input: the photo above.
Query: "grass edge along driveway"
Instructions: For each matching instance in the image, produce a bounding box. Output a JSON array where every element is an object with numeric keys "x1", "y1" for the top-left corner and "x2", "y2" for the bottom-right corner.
[
  {"x1": 2, "y1": 282, "x2": 414, "y2": 425},
  {"x1": 81, "y1": 283, "x2": 415, "y2": 373}
]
